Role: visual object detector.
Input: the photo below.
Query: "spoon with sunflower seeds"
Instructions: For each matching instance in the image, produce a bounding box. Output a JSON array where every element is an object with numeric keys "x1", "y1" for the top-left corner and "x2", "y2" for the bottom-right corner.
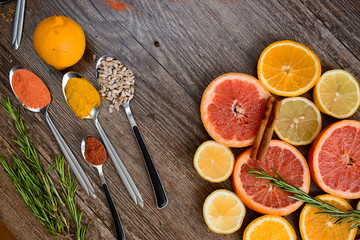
[{"x1": 96, "y1": 56, "x2": 167, "y2": 209}]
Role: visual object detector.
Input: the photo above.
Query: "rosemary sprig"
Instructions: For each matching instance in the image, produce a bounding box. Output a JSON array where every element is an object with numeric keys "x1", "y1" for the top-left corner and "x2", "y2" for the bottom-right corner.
[
  {"x1": 247, "y1": 166, "x2": 360, "y2": 230},
  {"x1": 55, "y1": 156, "x2": 87, "y2": 240},
  {"x1": 0, "y1": 98, "x2": 88, "y2": 239}
]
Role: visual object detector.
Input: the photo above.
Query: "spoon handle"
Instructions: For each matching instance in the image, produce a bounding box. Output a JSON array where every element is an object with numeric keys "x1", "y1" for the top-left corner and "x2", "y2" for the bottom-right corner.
[
  {"x1": 123, "y1": 102, "x2": 168, "y2": 209},
  {"x1": 45, "y1": 110, "x2": 96, "y2": 198},
  {"x1": 94, "y1": 119, "x2": 143, "y2": 207},
  {"x1": 103, "y1": 183, "x2": 125, "y2": 240},
  {"x1": 12, "y1": 0, "x2": 25, "y2": 50}
]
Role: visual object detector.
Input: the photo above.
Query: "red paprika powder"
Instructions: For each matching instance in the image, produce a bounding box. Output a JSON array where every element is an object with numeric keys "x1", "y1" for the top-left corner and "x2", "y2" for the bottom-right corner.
[
  {"x1": 12, "y1": 69, "x2": 51, "y2": 109},
  {"x1": 102, "y1": 0, "x2": 130, "y2": 11},
  {"x1": 84, "y1": 137, "x2": 107, "y2": 165}
]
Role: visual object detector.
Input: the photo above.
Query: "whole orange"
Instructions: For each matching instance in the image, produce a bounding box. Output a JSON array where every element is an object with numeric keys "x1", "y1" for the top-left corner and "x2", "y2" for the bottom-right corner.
[{"x1": 33, "y1": 15, "x2": 86, "y2": 70}]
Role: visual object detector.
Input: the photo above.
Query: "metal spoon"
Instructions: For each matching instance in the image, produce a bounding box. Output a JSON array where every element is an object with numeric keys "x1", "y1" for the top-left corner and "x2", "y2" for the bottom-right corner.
[
  {"x1": 96, "y1": 56, "x2": 168, "y2": 209},
  {"x1": 62, "y1": 72, "x2": 143, "y2": 207},
  {"x1": 9, "y1": 66, "x2": 95, "y2": 198},
  {"x1": 81, "y1": 137, "x2": 125, "y2": 240},
  {"x1": 12, "y1": 0, "x2": 25, "y2": 50}
]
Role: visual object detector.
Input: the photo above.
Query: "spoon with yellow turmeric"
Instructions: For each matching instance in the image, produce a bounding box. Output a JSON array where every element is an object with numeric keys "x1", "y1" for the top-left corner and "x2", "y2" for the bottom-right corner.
[{"x1": 62, "y1": 71, "x2": 143, "y2": 207}]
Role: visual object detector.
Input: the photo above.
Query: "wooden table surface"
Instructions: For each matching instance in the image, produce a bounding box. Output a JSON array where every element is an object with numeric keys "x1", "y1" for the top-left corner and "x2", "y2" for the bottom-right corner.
[{"x1": 1, "y1": 0, "x2": 360, "y2": 239}]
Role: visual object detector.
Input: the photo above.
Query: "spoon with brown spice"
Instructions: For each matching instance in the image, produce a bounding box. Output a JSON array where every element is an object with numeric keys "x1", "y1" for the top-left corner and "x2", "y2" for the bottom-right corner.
[{"x1": 81, "y1": 137, "x2": 125, "y2": 240}]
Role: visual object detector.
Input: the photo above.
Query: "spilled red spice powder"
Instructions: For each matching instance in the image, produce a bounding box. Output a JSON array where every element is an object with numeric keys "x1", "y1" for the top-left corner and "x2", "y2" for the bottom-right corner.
[
  {"x1": 12, "y1": 69, "x2": 51, "y2": 109},
  {"x1": 102, "y1": 0, "x2": 130, "y2": 11}
]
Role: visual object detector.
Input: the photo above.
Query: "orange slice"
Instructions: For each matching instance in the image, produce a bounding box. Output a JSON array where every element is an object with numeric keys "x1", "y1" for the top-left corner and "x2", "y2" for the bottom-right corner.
[
  {"x1": 243, "y1": 215, "x2": 296, "y2": 240},
  {"x1": 299, "y1": 194, "x2": 357, "y2": 240},
  {"x1": 201, "y1": 73, "x2": 270, "y2": 148},
  {"x1": 203, "y1": 189, "x2": 246, "y2": 234},
  {"x1": 258, "y1": 40, "x2": 321, "y2": 96},
  {"x1": 193, "y1": 141, "x2": 234, "y2": 182}
]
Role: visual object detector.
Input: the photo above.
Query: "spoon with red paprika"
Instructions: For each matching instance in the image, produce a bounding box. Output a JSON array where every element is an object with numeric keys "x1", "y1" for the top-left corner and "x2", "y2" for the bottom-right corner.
[
  {"x1": 8, "y1": 66, "x2": 95, "y2": 198},
  {"x1": 81, "y1": 137, "x2": 125, "y2": 240}
]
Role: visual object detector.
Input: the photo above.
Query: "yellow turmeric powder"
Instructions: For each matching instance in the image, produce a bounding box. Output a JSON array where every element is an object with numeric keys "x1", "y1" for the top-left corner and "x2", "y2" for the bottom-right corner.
[{"x1": 65, "y1": 77, "x2": 100, "y2": 119}]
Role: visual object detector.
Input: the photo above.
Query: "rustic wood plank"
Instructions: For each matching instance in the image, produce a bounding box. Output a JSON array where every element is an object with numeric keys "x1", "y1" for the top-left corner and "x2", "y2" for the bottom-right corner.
[{"x1": 1, "y1": 0, "x2": 360, "y2": 239}]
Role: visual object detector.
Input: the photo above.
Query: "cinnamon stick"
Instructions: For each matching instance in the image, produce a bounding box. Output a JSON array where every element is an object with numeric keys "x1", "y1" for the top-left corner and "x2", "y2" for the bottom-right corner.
[
  {"x1": 256, "y1": 100, "x2": 282, "y2": 161},
  {"x1": 250, "y1": 96, "x2": 275, "y2": 159}
]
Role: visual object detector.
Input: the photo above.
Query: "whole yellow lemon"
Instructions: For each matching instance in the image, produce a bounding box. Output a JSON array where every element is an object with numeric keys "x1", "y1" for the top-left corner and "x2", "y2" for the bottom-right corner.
[{"x1": 33, "y1": 15, "x2": 86, "y2": 70}]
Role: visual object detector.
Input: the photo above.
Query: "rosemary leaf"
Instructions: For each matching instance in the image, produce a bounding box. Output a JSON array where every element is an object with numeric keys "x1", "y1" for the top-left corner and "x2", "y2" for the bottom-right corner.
[{"x1": 247, "y1": 166, "x2": 360, "y2": 230}]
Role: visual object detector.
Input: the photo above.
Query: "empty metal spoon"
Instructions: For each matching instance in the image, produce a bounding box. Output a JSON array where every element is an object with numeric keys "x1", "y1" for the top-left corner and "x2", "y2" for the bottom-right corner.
[
  {"x1": 81, "y1": 137, "x2": 125, "y2": 240},
  {"x1": 9, "y1": 66, "x2": 95, "y2": 197},
  {"x1": 62, "y1": 71, "x2": 143, "y2": 207},
  {"x1": 96, "y1": 56, "x2": 168, "y2": 208}
]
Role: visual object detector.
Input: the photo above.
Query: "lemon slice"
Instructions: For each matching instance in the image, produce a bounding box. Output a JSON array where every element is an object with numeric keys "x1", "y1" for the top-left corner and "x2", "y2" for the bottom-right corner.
[
  {"x1": 314, "y1": 69, "x2": 360, "y2": 119},
  {"x1": 193, "y1": 141, "x2": 234, "y2": 182},
  {"x1": 243, "y1": 215, "x2": 296, "y2": 240},
  {"x1": 203, "y1": 189, "x2": 245, "y2": 234},
  {"x1": 275, "y1": 97, "x2": 322, "y2": 145},
  {"x1": 258, "y1": 40, "x2": 321, "y2": 96},
  {"x1": 300, "y1": 194, "x2": 357, "y2": 240}
]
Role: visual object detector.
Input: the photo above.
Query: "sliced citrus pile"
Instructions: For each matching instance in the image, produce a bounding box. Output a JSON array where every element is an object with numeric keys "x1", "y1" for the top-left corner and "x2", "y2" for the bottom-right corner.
[
  {"x1": 201, "y1": 73, "x2": 270, "y2": 148},
  {"x1": 308, "y1": 120, "x2": 360, "y2": 199},
  {"x1": 314, "y1": 69, "x2": 360, "y2": 119},
  {"x1": 203, "y1": 189, "x2": 246, "y2": 234},
  {"x1": 275, "y1": 97, "x2": 322, "y2": 145},
  {"x1": 243, "y1": 215, "x2": 296, "y2": 240},
  {"x1": 193, "y1": 141, "x2": 234, "y2": 182},
  {"x1": 258, "y1": 40, "x2": 321, "y2": 96},
  {"x1": 299, "y1": 194, "x2": 357, "y2": 240},
  {"x1": 232, "y1": 140, "x2": 310, "y2": 216}
]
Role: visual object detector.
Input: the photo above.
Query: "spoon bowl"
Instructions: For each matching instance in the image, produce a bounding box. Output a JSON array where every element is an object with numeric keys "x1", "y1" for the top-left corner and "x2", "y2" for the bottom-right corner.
[
  {"x1": 9, "y1": 66, "x2": 49, "y2": 112},
  {"x1": 62, "y1": 71, "x2": 100, "y2": 119}
]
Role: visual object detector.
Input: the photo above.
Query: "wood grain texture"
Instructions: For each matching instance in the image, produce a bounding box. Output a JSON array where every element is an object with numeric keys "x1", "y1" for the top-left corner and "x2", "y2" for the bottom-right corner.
[{"x1": 0, "y1": 0, "x2": 360, "y2": 239}]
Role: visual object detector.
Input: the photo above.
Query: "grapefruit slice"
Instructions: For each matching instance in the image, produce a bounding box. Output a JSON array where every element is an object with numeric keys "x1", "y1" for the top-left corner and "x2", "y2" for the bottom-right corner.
[
  {"x1": 201, "y1": 73, "x2": 270, "y2": 148},
  {"x1": 308, "y1": 120, "x2": 360, "y2": 199},
  {"x1": 232, "y1": 140, "x2": 310, "y2": 216}
]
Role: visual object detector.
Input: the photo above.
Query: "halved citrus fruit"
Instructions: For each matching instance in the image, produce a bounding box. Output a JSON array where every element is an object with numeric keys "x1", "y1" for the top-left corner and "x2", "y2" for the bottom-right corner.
[
  {"x1": 258, "y1": 40, "x2": 321, "y2": 96},
  {"x1": 203, "y1": 189, "x2": 246, "y2": 234},
  {"x1": 308, "y1": 120, "x2": 360, "y2": 199},
  {"x1": 243, "y1": 215, "x2": 296, "y2": 240},
  {"x1": 200, "y1": 73, "x2": 270, "y2": 148},
  {"x1": 232, "y1": 139, "x2": 310, "y2": 216},
  {"x1": 193, "y1": 141, "x2": 235, "y2": 182},
  {"x1": 275, "y1": 97, "x2": 322, "y2": 145},
  {"x1": 313, "y1": 69, "x2": 360, "y2": 119},
  {"x1": 299, "y1": 194, "x2": 357, "y2": 240}
]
